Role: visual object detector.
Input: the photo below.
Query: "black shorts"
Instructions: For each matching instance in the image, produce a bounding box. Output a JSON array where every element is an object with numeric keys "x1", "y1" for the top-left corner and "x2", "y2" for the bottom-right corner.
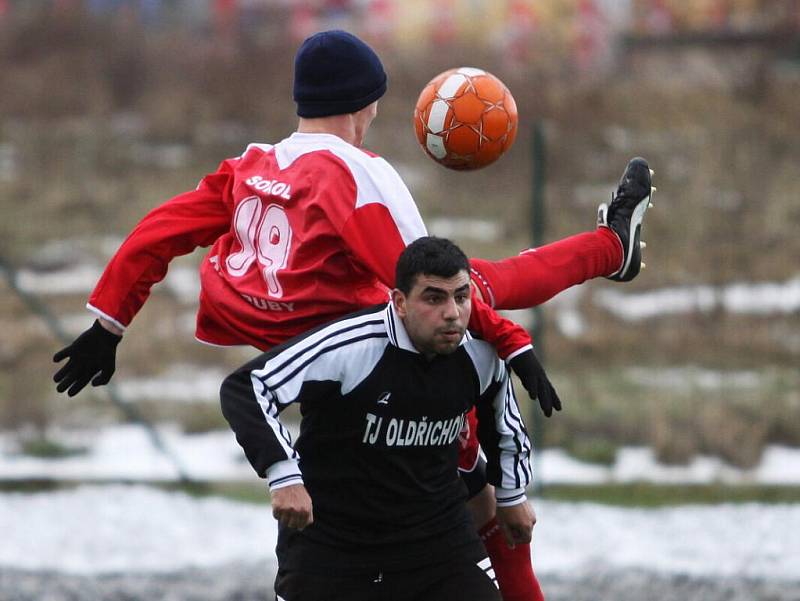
[{"x1": 274, "y1": 547, "x2": 501, "y2": 601}]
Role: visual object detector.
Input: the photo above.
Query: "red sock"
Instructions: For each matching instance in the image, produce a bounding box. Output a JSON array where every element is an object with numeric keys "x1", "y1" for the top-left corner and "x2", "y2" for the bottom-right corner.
[
  {"x1": 479, "y1": 517, "x2": 545, "y2": 601},
  {"x1": 470, "y1": 228, "x2": 622, "y2": 310}
]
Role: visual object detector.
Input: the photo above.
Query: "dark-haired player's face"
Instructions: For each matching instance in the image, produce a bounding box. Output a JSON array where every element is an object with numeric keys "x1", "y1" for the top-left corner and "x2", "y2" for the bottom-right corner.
[{"x1": 393, "y1": 270, "x2": 471, "y2": 358}]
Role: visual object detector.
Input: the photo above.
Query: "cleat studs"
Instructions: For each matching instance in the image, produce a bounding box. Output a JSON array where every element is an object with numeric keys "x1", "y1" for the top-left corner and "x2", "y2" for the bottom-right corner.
[
  {"x1": 650, "y1": 169, "x2": 655, "y2": 176},
  {"x1": 651, "y1": 186, "x2": 657, "y2": 192},
  {"x1": 648, "y1": 202, "x2": 654, "y2": 209},
  {"x1": 640, "y1": 241, "x2": 647, "y2": 249},
  {"x1": 641, "y1": 262, "x2": 647, "y2": 270}
]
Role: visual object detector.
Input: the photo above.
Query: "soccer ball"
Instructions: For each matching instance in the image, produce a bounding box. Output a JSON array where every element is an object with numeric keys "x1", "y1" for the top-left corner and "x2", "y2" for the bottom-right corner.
[{"x1": 413, "y1": 67, "x2": 518, "y2": 170}]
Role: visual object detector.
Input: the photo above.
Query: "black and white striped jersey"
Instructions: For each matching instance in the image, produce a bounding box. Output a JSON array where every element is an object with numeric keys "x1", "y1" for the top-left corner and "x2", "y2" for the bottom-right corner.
[{"x1": 220, "y1": 302, "x2": 532, "y2": 571}]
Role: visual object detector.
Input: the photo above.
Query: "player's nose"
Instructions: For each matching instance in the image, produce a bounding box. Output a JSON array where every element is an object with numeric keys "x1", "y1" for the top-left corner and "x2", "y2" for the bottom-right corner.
[{"x1": 442, "y1": 297, "x2": 461, "y2": 320}]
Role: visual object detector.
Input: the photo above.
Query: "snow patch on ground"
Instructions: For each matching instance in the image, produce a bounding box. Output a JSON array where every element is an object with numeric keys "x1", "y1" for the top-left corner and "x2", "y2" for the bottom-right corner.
[
  {"x1": 3, "y1": 425, "x2": 800, "y2": 485},
  {"x1": 541, "y1": 446, "x2": 800, "y2": 486},
  {"x1": 0, "y1": 486, "x2": 276, "y2": 574},
  {"x1": 0, "y1": 485, "x2": 798, "y2": 581},
  {"x1": 624, "y1": 366, "x2": 762, "y2": 391},
  {"x1": 13, "y1": 263, "x2": 199, "y2": 302},
  {"x1": 427, "y1": 217, "x2": 502, "y2": 242},
  {"x1": 594, "y1": 276, "x2": 800, "y2": 321},
  {"x1": 115, "y1": 365, "x2": 229, "y2": 403},
  {"x1": 534, "y1": 500, "x2": 800, "y2": 581},
  {"x1": 0, "y1": 426, "x2": 250, "y2": 481}
]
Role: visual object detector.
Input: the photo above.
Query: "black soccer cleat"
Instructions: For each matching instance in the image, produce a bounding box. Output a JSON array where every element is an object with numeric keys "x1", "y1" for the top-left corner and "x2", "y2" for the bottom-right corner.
[{"x1": 598, "y1": 157, "x2": 655, "y2": 282}]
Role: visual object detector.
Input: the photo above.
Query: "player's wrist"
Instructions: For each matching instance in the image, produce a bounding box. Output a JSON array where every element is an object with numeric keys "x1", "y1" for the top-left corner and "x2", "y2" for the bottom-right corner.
[
  {"x1": 505, "y1": 344, "x2": 533, "y2": 364},
  {"x1": 96, "y1": 318, "x2": 124, "y2": 338},
  {"x1": 266, "y1": 459, "x2": 304, "y2": 492},
  {"x1": 86, "y1": 304, "x2": 127, "y2": 335},
  {"x1": 495, "y1": 486, "x2": 527, "y2": 507}
]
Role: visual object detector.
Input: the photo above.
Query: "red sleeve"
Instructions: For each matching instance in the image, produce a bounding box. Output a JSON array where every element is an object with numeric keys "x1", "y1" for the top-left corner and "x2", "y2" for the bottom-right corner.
[
  {"x1": 468, "y1": 294, "x2": 532, "y2": 360},
  {"x1": 469, "y1": 228, "x2": 623, "y2": 310},
  {"x1": 87, "y1": 160, "x2": 235, "y2": 329}
]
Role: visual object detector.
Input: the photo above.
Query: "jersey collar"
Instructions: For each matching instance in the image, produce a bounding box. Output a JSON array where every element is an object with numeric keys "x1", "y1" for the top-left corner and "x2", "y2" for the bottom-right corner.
[{"x1": 288, "y1": 131, "x2": 352, "y2": 147}]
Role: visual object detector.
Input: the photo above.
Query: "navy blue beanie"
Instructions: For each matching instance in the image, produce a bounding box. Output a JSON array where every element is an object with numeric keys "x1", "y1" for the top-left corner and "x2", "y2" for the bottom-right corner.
[{"x1": 293, "y1": 30, "x2": 387, "y2": 118}]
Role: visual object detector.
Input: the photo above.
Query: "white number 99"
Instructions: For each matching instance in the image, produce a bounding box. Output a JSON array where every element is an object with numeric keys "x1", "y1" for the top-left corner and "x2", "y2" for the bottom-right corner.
[{"x1": 226, "y1": 196, "x2": 292, "y2": 298}]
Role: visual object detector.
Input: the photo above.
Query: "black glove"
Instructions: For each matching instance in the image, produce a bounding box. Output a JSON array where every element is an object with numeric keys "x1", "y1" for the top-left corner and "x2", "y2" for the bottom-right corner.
[
  {"x1": 53, "y1": 320, "x2": 122, "y2": 397},
  {"x1": 508, "y1": 348, "x2": 562, "y2": 417}
]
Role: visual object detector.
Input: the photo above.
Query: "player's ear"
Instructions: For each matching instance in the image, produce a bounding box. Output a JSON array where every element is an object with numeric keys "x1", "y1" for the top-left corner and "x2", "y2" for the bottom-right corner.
[{"x1": 391, "y1": 289, "x2": 408, "y2": 318}]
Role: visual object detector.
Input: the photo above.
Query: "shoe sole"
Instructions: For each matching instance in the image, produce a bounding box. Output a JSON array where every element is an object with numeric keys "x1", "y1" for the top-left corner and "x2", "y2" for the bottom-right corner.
[{"x1": 618, "y1": 187, "x2": 652, "y2": 280}]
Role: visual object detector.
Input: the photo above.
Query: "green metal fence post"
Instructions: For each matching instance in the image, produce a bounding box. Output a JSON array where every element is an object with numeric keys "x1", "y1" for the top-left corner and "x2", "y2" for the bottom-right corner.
[{"x1": 530, "y1": 121, "x2": 547, "y2": 495}]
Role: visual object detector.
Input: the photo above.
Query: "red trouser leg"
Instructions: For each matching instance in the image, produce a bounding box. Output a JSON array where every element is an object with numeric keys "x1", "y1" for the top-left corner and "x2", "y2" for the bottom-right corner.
[
  {"x1": 480, "y1": 518, "x2": 545, "y2": 601},
  {"x1": 470, "y1": 228, "x2": 622, "y2": 310}
]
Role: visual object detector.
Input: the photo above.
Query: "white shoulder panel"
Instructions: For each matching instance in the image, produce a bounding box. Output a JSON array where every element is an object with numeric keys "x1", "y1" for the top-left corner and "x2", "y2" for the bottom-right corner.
[
  {"x1": 241, "y1": 143, "x2": 274, "y2": 158},
  {"x1": 252, "y1": 310, "x2": 389, "y2": 403},
  {"x1": 327, "y1": 146, "x2": 427, "y2": 245},
  {"x1": 273, "y1": 133, "x2": 427, "y2": 246},
  {"x1": 464, "y1": 338, "x2": 504, "y2": 395}
]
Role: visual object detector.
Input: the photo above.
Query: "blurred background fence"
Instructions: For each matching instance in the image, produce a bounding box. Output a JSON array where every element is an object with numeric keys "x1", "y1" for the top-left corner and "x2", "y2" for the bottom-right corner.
[{"x1": 0, "y1": 0, "x2": 799, "y2": 488}]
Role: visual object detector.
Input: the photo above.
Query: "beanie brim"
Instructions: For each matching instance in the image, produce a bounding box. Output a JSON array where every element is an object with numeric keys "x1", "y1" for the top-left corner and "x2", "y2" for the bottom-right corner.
[{"x1": 296, "y1": 78, "x2": 387, "y2": 118}]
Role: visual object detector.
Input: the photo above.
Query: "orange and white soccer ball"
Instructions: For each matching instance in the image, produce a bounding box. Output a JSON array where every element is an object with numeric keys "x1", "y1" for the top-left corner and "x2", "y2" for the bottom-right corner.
[{"x1": 413, "y1": 67, "x2": 518, "y2": 170}]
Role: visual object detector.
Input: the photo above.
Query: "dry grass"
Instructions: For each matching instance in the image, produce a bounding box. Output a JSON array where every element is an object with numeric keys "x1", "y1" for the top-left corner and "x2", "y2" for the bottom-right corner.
[{"x1": 522, "y1": 365, "x2": 800, "y2": 468}]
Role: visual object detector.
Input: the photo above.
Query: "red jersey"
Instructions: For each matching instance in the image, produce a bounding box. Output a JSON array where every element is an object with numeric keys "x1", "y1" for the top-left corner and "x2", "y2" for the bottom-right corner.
[{"x1": 88, "y1": 132, "x2": 531, "y2": 355}]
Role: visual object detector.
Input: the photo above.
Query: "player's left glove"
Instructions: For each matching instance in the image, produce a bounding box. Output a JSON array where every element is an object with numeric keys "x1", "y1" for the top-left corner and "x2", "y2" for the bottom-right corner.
[
  {"x1": 53, "y1": 320, "x2": 122, "y2": 397},
  {"x1": 508, "y1": 348, "x2": 562, "y2": 417}
]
